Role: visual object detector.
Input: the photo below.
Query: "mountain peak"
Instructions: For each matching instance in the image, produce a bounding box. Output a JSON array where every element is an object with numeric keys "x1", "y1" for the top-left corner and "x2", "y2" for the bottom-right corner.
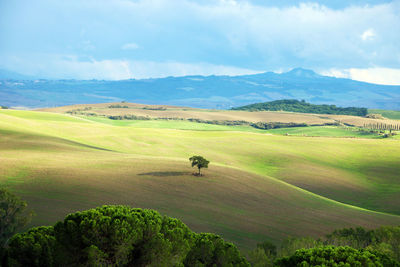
[{"x1": 285, "y1": 68, "x2": 320, "y2": 78}]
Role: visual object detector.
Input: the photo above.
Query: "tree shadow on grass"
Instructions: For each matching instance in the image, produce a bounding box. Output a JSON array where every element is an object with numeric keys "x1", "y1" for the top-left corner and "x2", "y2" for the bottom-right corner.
[{"x1": 138, "y1": 171, "x2": 190, "y2": 177}]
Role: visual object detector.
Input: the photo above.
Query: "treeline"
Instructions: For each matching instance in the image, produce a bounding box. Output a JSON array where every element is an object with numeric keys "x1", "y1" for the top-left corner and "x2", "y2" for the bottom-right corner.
[
  {"x1": 142, "y1": 106, "x2": 167, "y2": 111},
  {"x1": 65, "y1": 107, "x2": 92, "y2": 114},
  {"x1": 188, "y1": 118, "x2": 314, "y2": 130},
  {"x1": 108, "y1": 114, "x2": 151, "y2": 120},
  {"x1": 364, "y1": 122, "x2": 400, "y2": 131},
  {"x1": 108, "y1": 104, "x2": 129, "y2": 108},
  {"x1": 89, "y1": 113, "x2": 319, "y2": 130},
  {"x1": 248, "y1": 226, "x2": 400, "y2": 266},
  {"x1": 232, "y1": 99, "x2": 368, "y2": 117}
]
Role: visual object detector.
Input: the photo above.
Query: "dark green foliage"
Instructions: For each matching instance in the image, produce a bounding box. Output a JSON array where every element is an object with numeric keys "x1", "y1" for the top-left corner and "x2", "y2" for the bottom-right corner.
[
  {"x1": 187, "y1": 118, "x2": 309, "y2": 130},
  {"x1": 248, "y1": 241, "x2": 277, "y2": 267},
  {"x1": 5, "y1": 205, "x2": 247, "y2": 266},
  {"x1": 189, "y1": 156, "x2": 210, "y2": 175},
  {"x1": 325, "y1": 226, "x2": 400, "y2": 262},
  {"x1": 325, "y1": 227, "x2": 374, "y2": 249},
  {"x1": 248, "y1": 248, "x2": 273, "y2": 267},
  {"x1": 252, "y1": 226, "x2": 400, "y2": 266},
  {"x1": 0, "y1": 188, "x2": 33, "y2": 249},
  {"x1": 7, "y1": 226, "x2": 58, "y2": 267},
  {"x1": 108, "y1": 104, "x2": 129, "y2": 108},
  {"x1": 143, "y1": 106, "x2": 167, "y2": 110},
  {"x1": 279, "y1": 237, "x2": 323, "y2": 258},
  {"x1": 54, "y1": 205, "x2": 193, "y2": 266},
  {"x1": 249, "y1": 122, "x2": 308, "y2": 130},
  {"x1": 274, "y1": 246, "x2": 400, "y2": 266},
  {"x1": 257, "y1": 241, "x2": 277, "y2": 257},
  {"x1": 184, "y1": 233, "x2": 250, "y2": 267},
  {"x1": 108, "y1": 114, "x2": 150, "y2": 120},
  {"x1": 363, "y1": 122, "x2": 399, "y2": 132},
  {"x1": 0, "y1": 106, "x2": 8, "y2": 109},
  {"x1": 232, "y1": 99, "x2": 368, "y2": 117},
  {"x1": 187, "y1": 118, "x2": 248, "y2": 126},
  {"x1": 65, "y1": 107, "x2": 92, "y2": 114}
]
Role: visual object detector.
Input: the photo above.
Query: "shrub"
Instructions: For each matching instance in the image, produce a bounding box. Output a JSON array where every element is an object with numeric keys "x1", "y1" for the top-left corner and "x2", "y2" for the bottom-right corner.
[
  {"x1": 184, "y1": 233, "x2": 249, "y2": 267},
  {"x1": 275, "y1": 246, "x2": 400, "y2": 266}
]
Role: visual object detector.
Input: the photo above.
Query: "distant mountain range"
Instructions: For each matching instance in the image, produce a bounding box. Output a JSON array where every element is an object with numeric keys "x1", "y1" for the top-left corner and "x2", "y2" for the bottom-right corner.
[{"x1": 0, "y1": 68, "x2": 399, "y2": 110}]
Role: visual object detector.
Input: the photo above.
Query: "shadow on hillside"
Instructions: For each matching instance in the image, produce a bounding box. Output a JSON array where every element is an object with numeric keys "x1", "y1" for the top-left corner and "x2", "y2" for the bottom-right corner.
[{"x1": 138, "y1": 171, "x2": 190, "y2": 177}]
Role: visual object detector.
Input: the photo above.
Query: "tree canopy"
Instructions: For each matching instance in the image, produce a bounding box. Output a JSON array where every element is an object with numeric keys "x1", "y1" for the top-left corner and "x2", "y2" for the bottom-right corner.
[
  {"x1": 275, "y1": 246, "x2": 399, "y2": 266},
  {"x1": 5, "y1": 205, "x2": 249, "y2": 266},
  {"x1": 189, "y1": 155, "x2": 210, "y2": 176},
  {"x1": 0, "y1": 188, "x2": 32, "y2": 249},
  {"x1": 232, "y1": 99, "x2": 368, "y2": 117}
]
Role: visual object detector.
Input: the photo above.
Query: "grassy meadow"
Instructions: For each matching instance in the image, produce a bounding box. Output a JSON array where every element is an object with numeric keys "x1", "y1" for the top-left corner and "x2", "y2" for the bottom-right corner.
[
  {"x1": 41, "y1": 102, "x2": 400, "y2": 127},
  {"x1": 1, "y1": 108, "x2": 400, "y2": 250},
  {"x1": 369, "y1": 109, "x2": 400, "y2": 120}
]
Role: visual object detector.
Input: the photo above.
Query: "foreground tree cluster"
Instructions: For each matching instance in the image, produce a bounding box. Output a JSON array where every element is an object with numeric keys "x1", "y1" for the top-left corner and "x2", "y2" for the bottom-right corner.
[
  {"x1": 1, "y1": 188, "x2": 400, "y2": 266},
  {"x1": 249, "y1": 226, "x2": 400, "y2": 266},
  {"x1": 2, "y1": 205, "x2": 248, "y2": 267}
]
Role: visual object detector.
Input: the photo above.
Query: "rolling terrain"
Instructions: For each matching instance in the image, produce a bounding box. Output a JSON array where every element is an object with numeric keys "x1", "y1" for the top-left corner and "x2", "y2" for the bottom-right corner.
[
  {"x1": 1, "y1": 108, "x2": 400, "y2": 250},
  {"x1": 41, "y1": 102, "x2": 400, "y2": 128}
]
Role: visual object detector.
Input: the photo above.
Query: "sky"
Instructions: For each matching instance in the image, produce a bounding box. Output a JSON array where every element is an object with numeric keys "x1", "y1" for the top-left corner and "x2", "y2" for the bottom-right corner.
[{"x1": 0, "y1": 0, "x2": 400, "y2": 84}]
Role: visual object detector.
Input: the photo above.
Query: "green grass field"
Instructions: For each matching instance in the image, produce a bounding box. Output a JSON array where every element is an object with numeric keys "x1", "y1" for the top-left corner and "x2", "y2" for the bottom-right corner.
[
  {"x1": 369, "y1": 109, "x2": 400, "y2": 120},
  {"x1": 81, "y1": 115, "x2": 265, "y2": 133},
  {"x1": 1, "y1": 109, "x2": 400, "y2": 250},
  {"x1": 80, "y1": 116, "x2": 393, "y2": 139},
  {"x1": 265, "y1": 126, "x2": 384, "y2": 138}
]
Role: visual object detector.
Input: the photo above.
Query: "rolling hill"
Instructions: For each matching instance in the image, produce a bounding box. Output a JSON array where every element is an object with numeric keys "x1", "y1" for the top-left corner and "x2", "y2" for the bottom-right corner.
[
  {"x1": 1, "y1": 68, "x2": 400, "y2": 110},
  {"x1": 41, "y1": 102, "x2": 400, "y2": 129},
  {"x1": 1, "y1": 108, "x2": 400, "y2": 250}
]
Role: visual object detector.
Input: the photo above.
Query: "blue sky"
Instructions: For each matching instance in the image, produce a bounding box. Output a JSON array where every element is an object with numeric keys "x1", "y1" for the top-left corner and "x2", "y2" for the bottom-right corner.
[{"x1": 1, "y1": 0, "x2": 400, "y2": 84}]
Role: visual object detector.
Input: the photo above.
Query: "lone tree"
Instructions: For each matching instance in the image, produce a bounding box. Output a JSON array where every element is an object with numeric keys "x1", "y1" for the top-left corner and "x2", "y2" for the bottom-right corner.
[{"x1": 189, "y1": 155, "x2": 209, "y2": 176}]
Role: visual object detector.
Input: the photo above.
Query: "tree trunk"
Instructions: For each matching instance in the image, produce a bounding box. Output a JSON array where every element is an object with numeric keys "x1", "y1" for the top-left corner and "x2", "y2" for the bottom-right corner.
[{"x1": 198, "y1": 167, "x2": 201, "y2": 175}]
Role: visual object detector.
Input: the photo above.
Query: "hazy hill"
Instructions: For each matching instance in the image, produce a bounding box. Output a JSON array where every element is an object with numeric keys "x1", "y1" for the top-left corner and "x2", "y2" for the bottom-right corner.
[
  {"x1": 1, "y1": 68, "x2": 399, "y2": 110},
  {"x1": 0, "y1": 68, "x2": 36, "y2": 80}
]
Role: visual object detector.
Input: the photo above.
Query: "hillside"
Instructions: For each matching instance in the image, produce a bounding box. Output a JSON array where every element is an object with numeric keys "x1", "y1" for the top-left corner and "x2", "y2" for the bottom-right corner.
[
  {"x1": 1, "y1": 68, "x2": 400, "y2": 110},
  {"x1": 232, "y1": 99, "x2": 368, "y2": 116},
  {"x1": 369, "y1": 109, "x2": 400, "y2": 120},
  {"x1": 1, "y1": 109, "x2": 400, "y2": 250},
  {"x1": 40, "y1": 102, "x2": 400, "y2": 129}
]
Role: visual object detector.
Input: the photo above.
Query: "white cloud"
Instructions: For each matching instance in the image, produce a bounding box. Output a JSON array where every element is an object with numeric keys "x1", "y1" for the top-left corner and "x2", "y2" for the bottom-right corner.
[
  {"x1": 361, "y1": 28, "x2": 376, "y2": 41},
  {"x1": 321, "y1": 67, "x2": 400, "y2": 85},
  {"x1": 1, "y1": 0, "x2": 400, "y2": 78},
  {"x1": 121, "y1": 43, "x2": 140, "y2": 50}
]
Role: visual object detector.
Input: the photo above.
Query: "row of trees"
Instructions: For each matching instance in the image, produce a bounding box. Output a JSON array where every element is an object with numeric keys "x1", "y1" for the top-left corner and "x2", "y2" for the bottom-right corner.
[
  {"x1": 232, "y1": 99, "x2": 368, "y2": 117},
  {"x1": 363, "y1": 122, "x2": 400, "y2": 131}
]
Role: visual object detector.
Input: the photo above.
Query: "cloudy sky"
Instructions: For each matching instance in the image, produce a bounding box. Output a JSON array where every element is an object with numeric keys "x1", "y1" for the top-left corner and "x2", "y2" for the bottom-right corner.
[{"x1": 1, "y1": 0, "x2": 400, "y2": 84}]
